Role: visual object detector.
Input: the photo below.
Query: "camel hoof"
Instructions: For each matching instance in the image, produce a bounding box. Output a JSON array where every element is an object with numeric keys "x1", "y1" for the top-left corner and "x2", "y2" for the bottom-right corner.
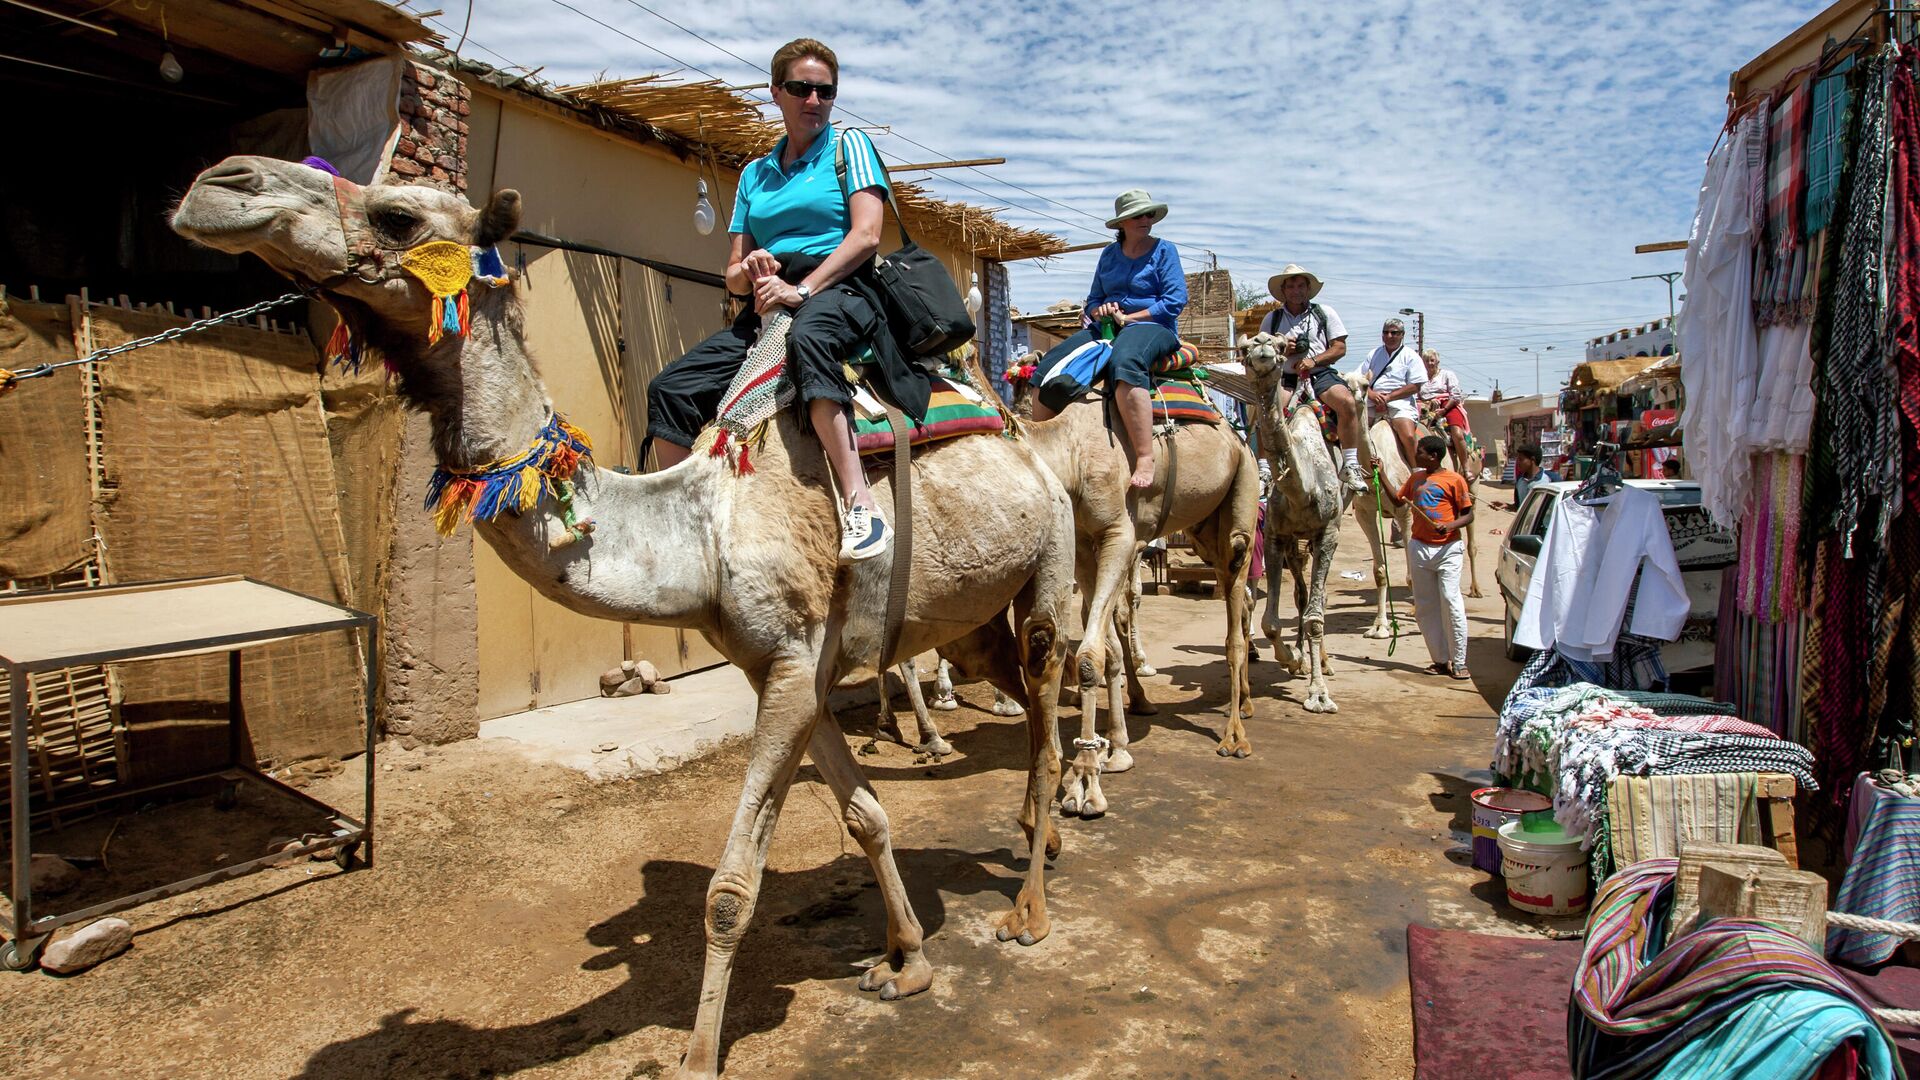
[
  {"x1": 1362, "y1": 626, "x2": 1392, "y2": 640},
  {"x1": 917, "y1": 737, "x2": 954, "y2": 758},
  {"x1": 1304, "y1": 693, "x2": 1339, "y2": 714},
  {"x1": 992, "y1": 699, "x2": 1026, "y2": 717},
  {"x1": 1234, "y1": 743, "x2": 1253, "y2": 758},
  {"x1": 1102, "y1": 747, "x2": 1135, "y2": 773},
  {"x1": 1136, "y1": 663, "x2": 1158, "y2": 677},
  {"x1": 930, "y1": 695, "x2": 959, "y2": 711},
  {"x1": 1060, "y1": 794, "x2": 1081, "y2": 817},
  {"x1": 995, "y1": 924, "x2": 1018, "y2": 942},
  {"x1": 1216, "y1": 742, "x2": 1236, "y2": 757},
  {"x1": 1017, "y1": 931, "x2": 1039, "y2": 946},
  {"x1": 877, "y1": 964, "x2": 931, "y2": 1001},
  {"x1": 1126, "y1": 697, "x2": 1158, "y2": 716}
]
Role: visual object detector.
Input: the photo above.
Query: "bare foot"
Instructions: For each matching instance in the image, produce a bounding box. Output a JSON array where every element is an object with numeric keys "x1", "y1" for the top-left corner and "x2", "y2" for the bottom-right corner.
[{"x1": 1129, "y1": 461, "x2": 1154, "y2": 489}]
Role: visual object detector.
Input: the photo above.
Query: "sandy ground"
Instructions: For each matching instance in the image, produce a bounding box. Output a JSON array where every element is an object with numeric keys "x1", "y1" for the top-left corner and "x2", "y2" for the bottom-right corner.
[{"x1": 0, "y1": 501, "x2": 1557, "y2": 1079}]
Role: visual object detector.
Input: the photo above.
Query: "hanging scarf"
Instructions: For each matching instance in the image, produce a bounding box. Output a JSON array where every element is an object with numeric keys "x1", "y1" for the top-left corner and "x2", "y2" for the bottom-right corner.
[
  {"x1": 701, "y1": 308, "x2": 796, "y2": 475},
  {"x1": 1890, "y1": 46, "x2": 1920, "y2": 515}
]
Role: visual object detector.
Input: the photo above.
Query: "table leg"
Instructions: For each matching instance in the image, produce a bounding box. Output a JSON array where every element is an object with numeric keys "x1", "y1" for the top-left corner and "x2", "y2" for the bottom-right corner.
[{"x1": 6, "y1": 663, "x2": 31, "y2": 968}]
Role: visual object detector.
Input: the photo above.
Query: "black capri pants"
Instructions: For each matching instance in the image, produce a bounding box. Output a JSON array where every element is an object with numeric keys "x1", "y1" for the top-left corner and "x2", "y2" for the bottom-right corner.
[{"x1": 644, "y1": 261, "x2": 877, "y2": 453}]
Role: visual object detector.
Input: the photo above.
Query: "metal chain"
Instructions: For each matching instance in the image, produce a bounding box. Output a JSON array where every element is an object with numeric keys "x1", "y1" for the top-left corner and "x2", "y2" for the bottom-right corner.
[{"x1": 1, "y1": 292, "x2": 308, "y2": 389}]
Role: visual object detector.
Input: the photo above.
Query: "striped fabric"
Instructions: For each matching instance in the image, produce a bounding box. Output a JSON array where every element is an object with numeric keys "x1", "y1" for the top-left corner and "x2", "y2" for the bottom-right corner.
[
  {"x1": 1149, "y1": 375, "x2": 1220, "y2": 424},
  {"x1": 1893, "y1": 47, "x2": 1920, "y2": 516},
  {"x1": 1651, "y1": 988, "x2": 1894, "y2": 1079},
  {"x1": 1807, "y1": 61, "x2": 1856, "y2": 235},
  {"x1": 1763, "y1": 80, "x2": 1811, "y2": 309},
  {"x1": 1604, "y1": 774, "x2": 1761, "y2": 869},
  {"x1": 1149, "y1": 340, "x2": 1203, "y2": 375},
  {"x1": 1570, "y1": 859, "x2": 1901, "y2": 1079},
  {"x1": 1828, "y1": 775, "x2": 1920, "y2": 966},
  {"x1": 852, "y1": 375, "x2": 1003, "y2": 455}
]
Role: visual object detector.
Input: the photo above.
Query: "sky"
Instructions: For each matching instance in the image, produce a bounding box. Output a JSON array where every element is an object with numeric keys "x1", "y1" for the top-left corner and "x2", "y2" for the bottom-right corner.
[{"x1": 417, "y1": 0, "x2": 1829, "y2": 396}]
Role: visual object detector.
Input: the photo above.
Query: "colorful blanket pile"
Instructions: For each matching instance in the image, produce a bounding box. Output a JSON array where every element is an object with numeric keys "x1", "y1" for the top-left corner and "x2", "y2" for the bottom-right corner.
[
  {"x1": 852, "y1": 374, "x2": 1003, "y2": 456},
  {"x1": 1149, "y1": 374, "x2": 1219, "y2": 425},
  {"x1": 1830, "y1": 774, "x2": 1920, "y2": 967},
  {"x1": 1571, "y1": 859, "x2": 1901, "y2": 1079}
]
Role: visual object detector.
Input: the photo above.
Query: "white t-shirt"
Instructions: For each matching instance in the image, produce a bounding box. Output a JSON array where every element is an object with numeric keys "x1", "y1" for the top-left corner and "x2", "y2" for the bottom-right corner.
[
  {"x1": 1365, "y1": 343, "x2": 1425, "y2": 419},
  {"x1": 1261, "y1": 303, "x2": 1348, "y2": 356},
  {"x1": 1419, "y1": 368, "x2": 1464, "y2": 406}
]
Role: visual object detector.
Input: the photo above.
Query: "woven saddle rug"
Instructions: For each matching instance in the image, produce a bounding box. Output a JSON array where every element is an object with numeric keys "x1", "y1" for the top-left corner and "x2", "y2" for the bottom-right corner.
[
  {"x1": 852, "y1": 372, "x2": 1003, "y2": 456},
  {"x1": 1147, "y1": 342, "x2": 1220, "y2": 426}
]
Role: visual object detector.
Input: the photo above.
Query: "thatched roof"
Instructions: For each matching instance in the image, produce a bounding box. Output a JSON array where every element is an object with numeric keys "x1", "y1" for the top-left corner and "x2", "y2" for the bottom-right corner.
[
  {"x1": 561, "y1": 76, "x2": 1067, "y2": 262},
  {"x1": 1568, "y1": 358, "x2": 1655, "y2": 393}
]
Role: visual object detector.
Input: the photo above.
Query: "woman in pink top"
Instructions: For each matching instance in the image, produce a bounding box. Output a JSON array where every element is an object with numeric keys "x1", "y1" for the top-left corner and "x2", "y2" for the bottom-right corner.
[{"x1": 1418, "y1": 349, "x2": 1473, "y2": 476}]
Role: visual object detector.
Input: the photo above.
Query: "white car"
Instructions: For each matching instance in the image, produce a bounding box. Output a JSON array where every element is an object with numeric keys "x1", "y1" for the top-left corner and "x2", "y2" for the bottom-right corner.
[{"x1": 1494, "y1": 480, "x2": 1736, "y2": 670}]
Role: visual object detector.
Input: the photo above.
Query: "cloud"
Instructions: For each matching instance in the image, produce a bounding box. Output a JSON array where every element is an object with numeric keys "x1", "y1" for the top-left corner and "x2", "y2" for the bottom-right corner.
[{"x1": 443, "y1": 0, "x2": 1826, "y2": 393}]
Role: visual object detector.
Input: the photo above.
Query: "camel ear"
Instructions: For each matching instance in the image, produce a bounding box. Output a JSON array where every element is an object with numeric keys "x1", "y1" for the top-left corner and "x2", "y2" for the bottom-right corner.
[{"x1": 475, "y1": 189, "x2": 522, "y2": 248}]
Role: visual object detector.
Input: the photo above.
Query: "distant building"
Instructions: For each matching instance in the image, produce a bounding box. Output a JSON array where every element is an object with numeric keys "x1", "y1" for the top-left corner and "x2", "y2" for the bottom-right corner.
[{"x1": 1586, "y1": 316, "x2": 1676, "y2": 361}]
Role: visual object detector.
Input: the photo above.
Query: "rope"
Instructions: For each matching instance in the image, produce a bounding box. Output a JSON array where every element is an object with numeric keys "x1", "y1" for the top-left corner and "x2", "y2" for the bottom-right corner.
[
  {"x1": 0, "y1": 292, "x2": 308, "y2": 396},
  {"x1": 1368, "y1": 465, "x2": 1402, "y2": 656},
  {"x1": 1826, "y1": 909, "x2": 1920, "y2": 940}
]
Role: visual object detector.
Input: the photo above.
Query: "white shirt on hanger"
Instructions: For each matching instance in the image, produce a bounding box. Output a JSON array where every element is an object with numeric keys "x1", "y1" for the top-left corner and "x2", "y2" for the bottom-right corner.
[{"x1": 1514, "y1": 484, "x2": 1689, "y2": 661}]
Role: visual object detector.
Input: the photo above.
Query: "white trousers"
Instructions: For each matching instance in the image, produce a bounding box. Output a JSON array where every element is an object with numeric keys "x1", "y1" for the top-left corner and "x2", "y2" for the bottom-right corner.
[{"x1": 1407, "y1": 538, "x2": 1467, "y2": 670}]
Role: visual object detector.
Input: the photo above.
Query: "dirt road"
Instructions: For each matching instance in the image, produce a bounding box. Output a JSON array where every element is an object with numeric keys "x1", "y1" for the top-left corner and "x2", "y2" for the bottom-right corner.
[{"x1": 1, "y1": 506, "x2": 1538, "y2": 1078}]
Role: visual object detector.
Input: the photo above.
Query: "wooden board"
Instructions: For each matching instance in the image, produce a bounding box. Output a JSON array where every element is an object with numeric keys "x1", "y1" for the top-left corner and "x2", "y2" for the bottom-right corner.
[{"x1": 0, "y1": 577, "x2": 363, "y2": 669}]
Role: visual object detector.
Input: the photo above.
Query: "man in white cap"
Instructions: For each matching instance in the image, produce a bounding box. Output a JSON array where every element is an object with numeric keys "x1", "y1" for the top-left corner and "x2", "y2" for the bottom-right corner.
[
  {"x1": 1259, "y1": 265, "x2": 1367, "y2": 492},
  {"x1": 1364, "y1": 317, "x2": 1426, "y2": 466}
]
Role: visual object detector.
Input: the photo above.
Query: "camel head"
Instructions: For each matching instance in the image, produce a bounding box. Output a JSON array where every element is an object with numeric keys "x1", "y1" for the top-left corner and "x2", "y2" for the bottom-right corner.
[
  {"x1": 171, "y1": 156, "x2": 522, "y2": 388},
  {"x1": 1238, "y1": 331, "x2": 1287, "y2": 381}
]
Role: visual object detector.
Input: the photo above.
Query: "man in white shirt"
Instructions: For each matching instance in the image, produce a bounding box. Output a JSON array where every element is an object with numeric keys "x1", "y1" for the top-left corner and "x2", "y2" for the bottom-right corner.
[
  {"x1": 1364, "y1": 319, "x2": 1426, "y2": 466},
  {"x1": 1260, "y1": 265, "x2": 1366, "y2": 492}
]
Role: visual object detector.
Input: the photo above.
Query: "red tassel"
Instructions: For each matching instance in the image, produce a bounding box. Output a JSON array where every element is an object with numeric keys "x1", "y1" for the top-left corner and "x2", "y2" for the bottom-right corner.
[
  {"x1": 737, "y1": 444, "x2": 754, "y2": 475},
  {"x1": 709, "y1": 428, "x2": 730, "y2": 458}
]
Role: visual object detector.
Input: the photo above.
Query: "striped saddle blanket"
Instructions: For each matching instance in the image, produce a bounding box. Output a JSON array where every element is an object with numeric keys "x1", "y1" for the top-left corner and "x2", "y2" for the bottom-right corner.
[
  {"x1": 1151, "y1": 372, "x2": 1220, "y2": 425},
  {"x1": 852, "y1": 374, "x2": 1004, "y2": 456}
]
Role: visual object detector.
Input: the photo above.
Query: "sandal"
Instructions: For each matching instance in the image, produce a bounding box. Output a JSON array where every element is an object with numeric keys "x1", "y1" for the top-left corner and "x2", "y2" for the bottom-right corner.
[
  {"x1": 1424, "y1": 663, "x2": 1450, "y2": 676},
  {"x1": 1450, "y1": 667, "x2": 1473, "y2": 681}
]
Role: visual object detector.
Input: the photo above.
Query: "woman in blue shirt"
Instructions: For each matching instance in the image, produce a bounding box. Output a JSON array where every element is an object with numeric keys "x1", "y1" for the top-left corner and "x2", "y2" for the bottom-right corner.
[
  {"x1": 644, "y1": 38, "x2": 924, "y2": 562},
  {"x1": 1031, "y1": 189, "x2": 1187, "y2": 488}
]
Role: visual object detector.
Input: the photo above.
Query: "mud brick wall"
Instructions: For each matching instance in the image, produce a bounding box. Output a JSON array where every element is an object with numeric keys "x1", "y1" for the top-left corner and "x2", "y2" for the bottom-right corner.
[{"x1": 392, "y1": 62, "x2": 469, "y2": 195}]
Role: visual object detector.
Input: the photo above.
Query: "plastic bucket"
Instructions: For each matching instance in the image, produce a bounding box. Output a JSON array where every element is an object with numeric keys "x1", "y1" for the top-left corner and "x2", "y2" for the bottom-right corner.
[
  {"x1": 1469, "y1": 787, "x2": 1553, "y2": 875},
  {"x1": 1497, "y1": 817, "x2": 1589, "y2": 916}
]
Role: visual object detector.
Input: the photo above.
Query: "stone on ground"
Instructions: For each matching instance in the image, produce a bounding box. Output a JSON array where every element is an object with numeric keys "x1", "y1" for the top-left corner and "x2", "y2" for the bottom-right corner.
[{"x1": 40, "y1": 918, "x2": 133, "y2": 974}]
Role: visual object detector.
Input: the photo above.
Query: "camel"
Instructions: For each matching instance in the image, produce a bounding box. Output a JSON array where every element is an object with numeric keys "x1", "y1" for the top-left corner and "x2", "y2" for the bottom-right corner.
[
  {"x1": 171, "y1": 156, "x2": 1077, "y2": 1080},
  {"x1": 1238, "y1": 333, "x2": 1347, "y2": 713},
  {"x1": 887, "y1": 378, "x2": 1258, "y2": 811}
]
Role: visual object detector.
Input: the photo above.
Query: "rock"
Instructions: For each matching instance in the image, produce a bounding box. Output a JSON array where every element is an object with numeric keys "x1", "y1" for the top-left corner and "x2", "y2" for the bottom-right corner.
[
  {"x1": 600, "y1": 667, "x2": 628, "y2": 694},
  {"x1": 41, "y1": 918, "x2": 133, "y2": 973},
  {"x1": 30, "y1": 855, "x2": 81, "y2": 897},
  {"x1": 634, "y1": 660, "x2": 661, "y2": 687},
  {"x1": 398, "y1": 736, "x2": 420, "y2": 752},
  {"x1": 401, "y1": 759, "x2": 423, "y2": 772},
  {"x1": 647, "y1": 679, "x2": 672, "y2": 695},
  {"x1": 594, "y1": 742, "x2": 620, "y2": 754},
  {"x1": 612, "y1": 677, "x2": 648, "y2": 697}
]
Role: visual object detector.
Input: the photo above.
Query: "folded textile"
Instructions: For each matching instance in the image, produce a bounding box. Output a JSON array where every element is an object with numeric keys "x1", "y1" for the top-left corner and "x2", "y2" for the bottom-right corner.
[
  {"x1": 1829, "y1": 776, "x2": 1920, "y2": 967},
  {"x1": 1610, "y1": 690, "x2": 1740, "y2": 718},
  {"x1": 1570, "y1": 859, "x2": 1901, "y2": 1080},
  {"x1": 1606, "y1": 774, "x2": 1762, "y2": 870}
]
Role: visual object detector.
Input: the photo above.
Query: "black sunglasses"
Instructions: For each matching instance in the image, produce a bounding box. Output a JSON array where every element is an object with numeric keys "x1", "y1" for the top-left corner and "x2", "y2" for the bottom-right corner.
[{"x1": 779, "y1": 79, "x2": 838, "y2": 100}]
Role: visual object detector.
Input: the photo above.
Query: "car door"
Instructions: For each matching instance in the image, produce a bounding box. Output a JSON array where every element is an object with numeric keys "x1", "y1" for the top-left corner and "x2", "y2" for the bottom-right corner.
[{"x1": 1496, "y1": 489, "x2": 1556, "y2": 619}]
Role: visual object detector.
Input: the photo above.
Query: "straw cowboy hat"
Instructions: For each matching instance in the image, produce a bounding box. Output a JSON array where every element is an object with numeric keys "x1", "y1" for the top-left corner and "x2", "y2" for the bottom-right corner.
[
  {"x1": 1105, "y1": 189, "x2": 1168, "y2": 229},
  {"x1": 1267, "y1": 264, "x2": 1324, "y2": 300}
]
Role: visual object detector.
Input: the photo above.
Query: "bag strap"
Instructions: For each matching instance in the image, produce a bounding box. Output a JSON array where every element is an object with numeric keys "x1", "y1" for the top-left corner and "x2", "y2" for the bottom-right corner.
[{"x1": 834, "y1": 128, "x2": 911, "y2": 248}]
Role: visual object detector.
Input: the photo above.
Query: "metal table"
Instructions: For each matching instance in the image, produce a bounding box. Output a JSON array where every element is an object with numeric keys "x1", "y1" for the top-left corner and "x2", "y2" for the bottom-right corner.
[{"x1": 0, "y1": 575, "x2": 376, "y2": 969}]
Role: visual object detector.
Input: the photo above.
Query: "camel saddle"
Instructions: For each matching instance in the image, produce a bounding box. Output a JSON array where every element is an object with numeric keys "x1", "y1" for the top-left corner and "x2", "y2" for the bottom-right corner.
[{"x1": 850, "y1": 373, "x2": 1004, "y2": 455}]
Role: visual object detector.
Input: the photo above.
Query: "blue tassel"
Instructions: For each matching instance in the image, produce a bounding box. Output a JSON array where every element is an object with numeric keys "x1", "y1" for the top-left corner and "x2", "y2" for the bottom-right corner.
[{"x1": 441, "y1": 297, "x2": 462, "y2": 334}]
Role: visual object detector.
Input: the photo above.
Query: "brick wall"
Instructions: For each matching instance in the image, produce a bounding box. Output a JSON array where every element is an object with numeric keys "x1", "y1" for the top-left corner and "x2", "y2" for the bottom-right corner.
[{"x1": 391, "y1": 61, "x2": 470, "y2": 195}]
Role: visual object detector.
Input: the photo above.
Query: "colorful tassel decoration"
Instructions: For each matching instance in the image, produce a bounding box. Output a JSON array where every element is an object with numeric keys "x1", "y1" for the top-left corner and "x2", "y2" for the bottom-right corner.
[
  {"x1": 423, "y1": 413, "x2": 593, "y2": 536},
  {"x1": 325, "y1": 318, "x2": 362, "y2": 373}
]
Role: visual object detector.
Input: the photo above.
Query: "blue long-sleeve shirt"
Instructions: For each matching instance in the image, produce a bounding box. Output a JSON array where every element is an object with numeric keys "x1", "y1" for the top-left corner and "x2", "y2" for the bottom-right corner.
[{"x1": 1085, "y1": 239, "x2": 1187, "y2": 331}]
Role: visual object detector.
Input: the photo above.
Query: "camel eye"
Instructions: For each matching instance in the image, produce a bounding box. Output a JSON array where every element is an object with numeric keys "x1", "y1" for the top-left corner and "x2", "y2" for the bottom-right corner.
[{"x1": 373, "y1": 208, "x2": 420, "y2": 239}]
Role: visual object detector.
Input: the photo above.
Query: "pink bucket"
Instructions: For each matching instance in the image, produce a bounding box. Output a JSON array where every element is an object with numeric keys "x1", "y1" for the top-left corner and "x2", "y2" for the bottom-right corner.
[{"x1": 1470, "y1": 787, "x2": 1552, "y2": 875}]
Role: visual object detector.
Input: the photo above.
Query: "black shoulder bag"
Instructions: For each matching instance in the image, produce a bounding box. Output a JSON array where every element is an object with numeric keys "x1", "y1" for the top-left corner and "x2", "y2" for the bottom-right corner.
[{"x1": 835, "y1": 131, "x2": 977, "y2": 359}]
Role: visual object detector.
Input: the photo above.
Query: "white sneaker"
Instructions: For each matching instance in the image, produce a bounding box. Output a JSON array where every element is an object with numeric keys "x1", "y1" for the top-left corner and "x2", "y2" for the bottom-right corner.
[
  {"x1": 1340, "y1": 462, "x2": 1371, "y2": 494},
  {"x1": 840, "y1": 504, "x2": 890, "y2": 563}
]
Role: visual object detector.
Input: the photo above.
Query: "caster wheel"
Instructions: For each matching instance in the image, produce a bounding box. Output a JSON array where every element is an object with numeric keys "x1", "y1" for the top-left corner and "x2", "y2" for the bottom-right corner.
[
  {"x1": 2, "y1": 938, "x2": 42, "y2": 971},
  {"x1": 333, "y1": 843, "x2": 360, "y2": 870},
  {"x1": 213, "y1": 782, "x2": 240, "y2": 811}
]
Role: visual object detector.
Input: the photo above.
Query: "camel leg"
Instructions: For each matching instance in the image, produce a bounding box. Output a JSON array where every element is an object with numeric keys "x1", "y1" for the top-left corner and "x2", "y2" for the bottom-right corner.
[
  {"x1": 1354, "y1": 497, "x2": 1395, "y2": 639},
  {"x1": 806, "y1": 714, "x2": 934, "y2": 999},
  {"x1": 1118, "y1": 548, "x2": 1157, "y2": 717},
  {"x1": 893, "y1": 657, "x2": 953, "y2": 758},
  {"x1": 1062, "y1": 527, "x2": 1134, "y2": 816},
  {"x1": 1192, "y1": 510, "x2": 1254, "y2": 757},
  {"x1": 675, "y1": 661, "x2": 822, "y2": 1080},
  {"x1": 940, "y1": 611, "x2": 1066, "y2": 946},
  {"x1": 1300, "y1": 522, "x2": 1340, "y2": 714},
  {"x1": 1259, "y1": 527, "x2": 1291, "y2": 679},
  {"x1": 930, "y1": 658, "x2": 959, "y2": 710},
  {"x1": 1097, "y1": 618, "x2": 1134, "y2": 774},
  {"x1": 1462, "y1": 483, "x2": 1485, "y2": 600}
]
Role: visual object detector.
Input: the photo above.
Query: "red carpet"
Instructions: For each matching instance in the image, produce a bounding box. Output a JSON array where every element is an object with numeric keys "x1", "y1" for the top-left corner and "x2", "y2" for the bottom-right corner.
[
  {"x1": 1408, "y1": 923, "x2": 1920, "y2": 1079},
  {"x1": 1407, "y1": 924, "x2": 1580, "y2": 1080}
]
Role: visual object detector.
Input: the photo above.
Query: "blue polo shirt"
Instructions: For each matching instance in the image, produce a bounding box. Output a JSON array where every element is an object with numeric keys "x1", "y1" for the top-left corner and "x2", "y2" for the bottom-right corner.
[{"x1": 729, "y1": 123, "x2": 890, "y2": 258}]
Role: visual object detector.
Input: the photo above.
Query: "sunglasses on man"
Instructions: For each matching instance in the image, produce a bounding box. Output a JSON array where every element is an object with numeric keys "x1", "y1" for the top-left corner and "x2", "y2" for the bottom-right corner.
[{"x1": 779, "y1": 79, "x2": 838, "y2": 100}]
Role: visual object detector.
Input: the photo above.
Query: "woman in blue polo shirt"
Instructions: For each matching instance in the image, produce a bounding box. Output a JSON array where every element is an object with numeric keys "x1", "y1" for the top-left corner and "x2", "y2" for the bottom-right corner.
[
  {"x1": 645, "y1": 37, "x2": 924, "y2": 562},
  {"x1": 1030, "y1": 189, "x2": 1187, "y2": 488}
]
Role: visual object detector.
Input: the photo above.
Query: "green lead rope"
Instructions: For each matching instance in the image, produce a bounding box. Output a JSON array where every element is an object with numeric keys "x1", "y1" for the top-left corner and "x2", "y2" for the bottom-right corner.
[{"x1": 1367, "y1": 466, "x2": 1402, "y2": 657}]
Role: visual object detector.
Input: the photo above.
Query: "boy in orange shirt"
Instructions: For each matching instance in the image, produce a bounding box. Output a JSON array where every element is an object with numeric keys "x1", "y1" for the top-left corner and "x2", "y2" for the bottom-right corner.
[{"x1": 1392, "y1": 435, "x2": 1475, "y2": 679}]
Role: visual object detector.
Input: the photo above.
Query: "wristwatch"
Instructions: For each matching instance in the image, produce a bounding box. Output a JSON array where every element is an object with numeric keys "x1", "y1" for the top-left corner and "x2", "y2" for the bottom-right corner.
[{"x1": 795, "y1": 283, "x2": 813, "y2": 303}]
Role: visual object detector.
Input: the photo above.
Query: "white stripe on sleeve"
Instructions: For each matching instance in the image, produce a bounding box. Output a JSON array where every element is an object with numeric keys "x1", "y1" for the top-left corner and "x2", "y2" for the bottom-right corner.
[{"x1": 842, "y1": 129, "x2": 889, "y2": 195}]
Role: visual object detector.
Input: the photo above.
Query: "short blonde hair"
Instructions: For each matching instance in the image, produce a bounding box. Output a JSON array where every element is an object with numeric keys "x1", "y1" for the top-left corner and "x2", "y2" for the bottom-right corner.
[
  {"x1": 1422, "y1": 348, "x2": 1441, "y2": 362},
  {"x1": 771, "y1": 38, "x2": 838, "y2": 85}
]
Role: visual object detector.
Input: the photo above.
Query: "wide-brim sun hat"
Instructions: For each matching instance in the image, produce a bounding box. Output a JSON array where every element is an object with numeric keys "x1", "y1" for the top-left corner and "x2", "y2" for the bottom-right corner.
[
  {"x1": 1268, "y1": 264, "x2": 1324, "y2": 301},
  {"x1": 1105, "y1": 189, "x2": 1169, "y2": 229}
]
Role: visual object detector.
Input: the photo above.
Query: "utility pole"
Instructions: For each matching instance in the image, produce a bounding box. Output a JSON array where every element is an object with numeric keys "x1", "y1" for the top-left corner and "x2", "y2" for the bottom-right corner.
[
  {"x1": 1520, "y1": 345, "x2": 1555, "y2": 395},
  {"x1": 1632, "y1": 271, "x2": 1683, "y2": 322},
  {"x1": 1398, "y1": 307, "x2": 1425, "y2": 353}
]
